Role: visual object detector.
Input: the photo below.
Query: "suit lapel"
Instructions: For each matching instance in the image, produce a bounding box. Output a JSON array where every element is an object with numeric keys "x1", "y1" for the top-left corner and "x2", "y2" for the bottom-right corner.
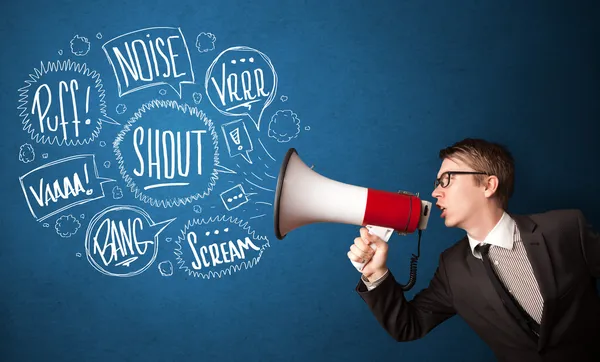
[{"x1": 511, "y1": 214, "x2": 557, "y2": 351}]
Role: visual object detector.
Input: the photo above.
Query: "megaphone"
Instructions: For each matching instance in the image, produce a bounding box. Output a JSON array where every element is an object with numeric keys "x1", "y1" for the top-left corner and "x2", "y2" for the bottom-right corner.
[{"x1": 273, "y1": 148, "x2": 433, "y2": 290}]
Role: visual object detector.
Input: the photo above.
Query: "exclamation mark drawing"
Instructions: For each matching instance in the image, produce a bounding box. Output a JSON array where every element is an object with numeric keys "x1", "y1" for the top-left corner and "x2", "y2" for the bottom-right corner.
[
  {"x1": 229, "y1": 127, "x2": 242, "y2": 150},
  {"x1": 222, "y1": 118, "x2": 254, "y2": 164},
  {"x1": 83, "y1": 162, "x2": 93, "y2": 195},
  {"x1": 84, "y1": 86, "x2": 91, "y2": 126},
  {"x1": 83, "y1": 162, "x2": 89, "y2": 183}
]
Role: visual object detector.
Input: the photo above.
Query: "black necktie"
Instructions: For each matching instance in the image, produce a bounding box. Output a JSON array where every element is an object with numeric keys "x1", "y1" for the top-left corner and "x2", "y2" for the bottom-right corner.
[{"x1": 478, "y1": 243, "x2": 540, "y2": 340}]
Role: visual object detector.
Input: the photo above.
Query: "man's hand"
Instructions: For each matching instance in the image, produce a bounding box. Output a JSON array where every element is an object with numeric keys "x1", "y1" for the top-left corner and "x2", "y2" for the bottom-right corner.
[{"x1": 347, "y1": 227, "x2": 389, "y2": 282}]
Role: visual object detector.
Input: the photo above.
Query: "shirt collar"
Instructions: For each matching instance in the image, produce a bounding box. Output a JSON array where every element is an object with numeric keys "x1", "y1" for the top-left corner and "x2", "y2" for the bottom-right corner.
[{"x1": 468, "y1": 211, "x2": 516, "y2": 259}]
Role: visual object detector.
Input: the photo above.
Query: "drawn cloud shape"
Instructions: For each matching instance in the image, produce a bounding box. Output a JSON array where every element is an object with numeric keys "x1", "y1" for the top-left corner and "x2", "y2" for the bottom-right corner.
[
  {"x1": 192, "y1": 92, "x2": 203, "y2": 104},
  {"x1": 158, "y1": 261, "x2": 173, "y2": 276},
  {"x1": 70, "y1": 35, "x2": 91, "y2": 56},
  {"x1": 19, "y1": 143, "x2": 35, "y2": 163},
  {"x1": 268, "y1": 110, "x2": 301, "y2": 143},
  {"x1": 55, "y1": 214, "x2": 81, "y2": 238},
  {"x1": 196, "y1": 32, "x2": 216, "y2": 53},
  {"x1": 112, "y1": 185, "x2": 123, "y2": 199},
  {"x1": 116, "y1": 104, "x2": 127, "y2": 114}
]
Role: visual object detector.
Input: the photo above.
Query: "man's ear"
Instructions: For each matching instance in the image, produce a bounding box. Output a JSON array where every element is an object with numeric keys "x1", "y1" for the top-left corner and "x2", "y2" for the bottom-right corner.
[{"x1": 483, "y1": 176, "x2": 499, "y2": 198}]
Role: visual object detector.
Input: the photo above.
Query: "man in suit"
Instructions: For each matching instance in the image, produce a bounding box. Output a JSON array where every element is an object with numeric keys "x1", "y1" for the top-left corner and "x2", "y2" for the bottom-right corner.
[{"x1": 347, "y1": 138, "x2": 600, "y2": 362}]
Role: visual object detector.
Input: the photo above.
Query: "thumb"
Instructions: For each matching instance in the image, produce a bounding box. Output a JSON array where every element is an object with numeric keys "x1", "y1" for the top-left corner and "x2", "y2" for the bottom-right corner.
[{"x1": 365, "y1": 231, "x2": 384, "y2": 249}]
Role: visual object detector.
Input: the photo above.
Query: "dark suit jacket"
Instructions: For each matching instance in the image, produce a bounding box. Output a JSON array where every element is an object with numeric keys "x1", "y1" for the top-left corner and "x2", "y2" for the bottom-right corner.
[{"x1": 356, "y1": 209, "x2": 600, "y2": 362}]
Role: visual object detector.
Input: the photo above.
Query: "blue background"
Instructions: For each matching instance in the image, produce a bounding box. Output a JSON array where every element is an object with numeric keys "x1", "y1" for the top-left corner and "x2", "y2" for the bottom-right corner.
[{"x1": 1, "y1": 0, "x2": 599, "y2": 361}]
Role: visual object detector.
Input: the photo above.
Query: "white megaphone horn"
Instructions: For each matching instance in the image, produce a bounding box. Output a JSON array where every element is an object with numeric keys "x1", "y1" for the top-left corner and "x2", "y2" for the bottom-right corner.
[{"x1": 273, "y1": 148, "x2": 433, "y2": 291}]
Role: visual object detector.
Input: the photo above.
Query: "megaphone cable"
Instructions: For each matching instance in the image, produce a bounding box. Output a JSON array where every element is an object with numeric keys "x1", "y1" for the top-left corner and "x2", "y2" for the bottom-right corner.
[{"x1": 398, "y1": 229, "x2": 422, "y2": 291}]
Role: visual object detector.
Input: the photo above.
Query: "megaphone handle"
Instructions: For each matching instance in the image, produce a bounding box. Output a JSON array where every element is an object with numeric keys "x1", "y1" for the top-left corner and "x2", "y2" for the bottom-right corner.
[{"x1": 351, "y1": 225, "x2": 394, "y2": 272}]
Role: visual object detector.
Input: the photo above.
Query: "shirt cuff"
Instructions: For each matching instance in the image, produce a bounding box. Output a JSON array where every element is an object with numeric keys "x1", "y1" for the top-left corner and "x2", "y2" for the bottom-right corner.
[{"x1": 361, "y1": 269, "x2": 390, "y2": 291}]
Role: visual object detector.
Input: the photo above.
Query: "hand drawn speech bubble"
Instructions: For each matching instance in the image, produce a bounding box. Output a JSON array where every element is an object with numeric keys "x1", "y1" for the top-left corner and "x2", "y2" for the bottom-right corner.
[
  {"x1": 205, "y1": 46, "x2": 278, "y2": 131},
  {"x1": 19, "y1": 154, "x2": 115, "y2": 222},
  {"x1": 85, "y1": 205, "x2": 175, "y2": 277},
  {"x1": 113, "y1": 99, "x2": 233, "y2": 208},
  {"x1": 221, "y1": 118, "x2": 253, "y2": 164},
  {"x1": 174, "y1": 215, "x2": 270, "y2": 279},
  {"x1": 102, "y1": 27, "x2": 195, "y2": 98},
  {"x1": 17, "y1": 59, "x2": 119, "y2": 147}
]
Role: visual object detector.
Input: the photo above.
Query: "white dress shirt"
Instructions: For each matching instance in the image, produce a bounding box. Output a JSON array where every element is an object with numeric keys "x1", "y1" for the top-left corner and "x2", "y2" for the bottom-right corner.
[{"x1": 467, "y1": 211, "x2": 516, "y2": 259}]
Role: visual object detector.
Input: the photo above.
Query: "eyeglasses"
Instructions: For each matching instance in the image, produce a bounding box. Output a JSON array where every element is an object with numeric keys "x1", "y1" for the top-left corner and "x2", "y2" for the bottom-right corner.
[{"x1": 434, "y1": 171, "x2": 488, "y2": 189}]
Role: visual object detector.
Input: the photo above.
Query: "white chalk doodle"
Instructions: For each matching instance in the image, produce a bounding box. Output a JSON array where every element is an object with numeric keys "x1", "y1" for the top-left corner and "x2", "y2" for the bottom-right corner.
[
  {"x1": 305, "y1": 126, "x2": 310, "y2": 131},
  {"x1": 220, "y1": 184, "x2": 249, "y2": 211},
  {"x1": 17, "y1": 59, "x2": 119, "y2": 146},
  {"x1": 19, "y1": 143, "x2": 35, "y2": 163},
  {"x1": 99, "y1": 141, "x2": 106, "y2": 147},
  {"x1": 76, "y1": 252, "x2": 82, "y2": 257},
  {"x1": 70, "y1": 35, "x2": 91, "y2": 56},
  {"x1": 244, "y1": 176, "x2": 274, "y2": 192},
  {"x1": 113, "y1": 99, "x2": 234, "y2": 208},
  {"x1": 58, "y1": 50, "x2": 63, "y2": 56},
  {"x1": 102, "y1": 27, "x2": 195, "y2": 98},
  {"x1": 159, "y1": 89, "x2": 167, "y2": 95},
  {"x1": 158, "y1": 261, "x2": 173, "y2": 276},
  {"x1": 192, "y1": 92, "x2": 202, "y2": 104},
  {"x1": 43, "y1": 223, "x2": 50, "y2": 228},
  {"x1": 19, "y1": 154, "x2": 115, "y2": 221},
  {"x1": 85, "y1": 205, "x2": 175, "y2": 277},
  {"x1": 221, "y1": 118, "x2": 253, "y2": 164},
  {"x1": 196, "y1": 32, "x2": 216, "y2": 53},
  {"x1": 174, "y1": 215, "x2": 269, "y2": 279},
  {"x1": 80, "y1": 213, "x2": 85, "y2": 219},
  {"x1": 116, "y1": 104, "x2": 127, "y2": 114},
  {"x1": 114, "y1": 257, "x2": 138, "y2": 267},
  {"x1": 257, "y1": 138, "x2": 276, "y2": 162},
  {"x1": 165, "y1": 237, "x2": 172, "y2": 242},
  {"x1": 112, "y1": 185, "x2": 123, "y2": 199},
  {"x1": 250, "y1": 172, "x2": 263, "y2": 181},
  {"x1": 280, "y1": 95, "x2": 288, "y2": 102},
  {"x1": 42, "y1": 153, "x2": 49, "y2": 158},
  {"x1": 205, "y1": 228, "x2": 226, "y2": 236},
  {"x1": 55, "y1": 214, "x2": 81, "y2": 237},
  {"x1": 96, "y1": 32, "x2": 102, "y2": 40},
  {"x1": 103, "y1": 161, "x2": 110, "y2": 168},
  {"x1": 205, "y1": 46, "x2": 278, "y2": 131},
  {"x1": 193, "y1": 205, "x2": 202, "y2": 213},
  {"x1": 268, "y1": 109, "x2": 301, "y2": 143}
]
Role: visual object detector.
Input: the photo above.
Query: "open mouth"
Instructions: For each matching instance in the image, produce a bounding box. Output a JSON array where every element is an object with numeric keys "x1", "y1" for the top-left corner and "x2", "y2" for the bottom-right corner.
[{"x1": 437, "y1": 204, "x2": 446, "y2": 217}]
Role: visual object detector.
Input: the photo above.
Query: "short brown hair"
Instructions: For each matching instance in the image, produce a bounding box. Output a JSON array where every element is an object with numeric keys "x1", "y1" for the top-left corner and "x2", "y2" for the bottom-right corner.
[{"x1": 439, "y1": 138, "x2": 515, "y2": 209}]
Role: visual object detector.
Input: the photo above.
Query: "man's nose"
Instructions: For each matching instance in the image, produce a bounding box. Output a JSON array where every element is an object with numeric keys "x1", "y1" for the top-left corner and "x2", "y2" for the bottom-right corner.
[{"x1": 431, "y1": 187, "x2": 442, "y2": 199}]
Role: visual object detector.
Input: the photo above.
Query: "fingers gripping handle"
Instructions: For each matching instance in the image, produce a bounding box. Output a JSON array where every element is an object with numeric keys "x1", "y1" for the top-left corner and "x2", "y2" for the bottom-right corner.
[{"x1": 351, "y1": 225, "x2": 394, "y2": 272}]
